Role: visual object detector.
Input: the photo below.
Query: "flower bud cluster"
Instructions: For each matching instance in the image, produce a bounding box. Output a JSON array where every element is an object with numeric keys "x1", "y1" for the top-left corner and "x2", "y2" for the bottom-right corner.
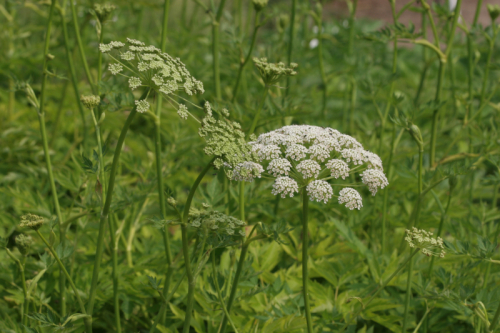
[
  {"x1": 253, "y1": 57, "x2": 297, "y2": 86},
  {"x1": 405, "y1": 227, "x2": 446, "y2": 258},
  {"x1": 19, "y1": 213, "x2": 44, "y2": 230},
  {"x1": 80, "y1": 95, "x2": 101, "y2": 109},
  {"x1": 15, "y1": 234, "x2": 33, "y2": 255},
  {"x1": 189, "y1": 209, "x2": 246, "y2": 239}
]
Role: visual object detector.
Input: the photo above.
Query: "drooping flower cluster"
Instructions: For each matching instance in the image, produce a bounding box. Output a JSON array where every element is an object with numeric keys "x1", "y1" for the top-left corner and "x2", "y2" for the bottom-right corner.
[
  {"x1": 234, "y1": 125, "x2": 388, "y2": 209},
  {"x1": 99, "y1": 38, "x2": 204, "y2": 114},
  {"x1": 198, "y1": 102, "x2": 257, "y2": 172},
  {"x1": 188, "y1": 208, "x2": 246, "y2": 246},
  {"x1": 19, "y1": 213, "x2": 44, "y2": 230},
  {"x1": 405, "y1": 227, "x2": 446, "y2": 258}
]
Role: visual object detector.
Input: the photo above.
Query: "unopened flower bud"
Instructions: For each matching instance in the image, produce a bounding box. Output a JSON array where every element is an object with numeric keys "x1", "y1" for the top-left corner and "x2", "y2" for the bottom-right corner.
[
  {"x1": 409, "y1": 124, "x2": 423, "y2": 148},
  {"x1": 167, "y1": 197, "x2": 177, "y2": 208},
  {"x1": 487, "y1": 4, "x2": 500, "y2": 22},
  {"x1": 24, "y1": 84, "x2": 40, "y2": 110},
  {"x1": 46, "y1": 54, "x2": 55, "y2": 61},
  {"x1": 252, "y1": 0, "x2": 268, "y2": 11},
  {"x1": 94, "y1": 3, "x2": 116, "y2": 23}
]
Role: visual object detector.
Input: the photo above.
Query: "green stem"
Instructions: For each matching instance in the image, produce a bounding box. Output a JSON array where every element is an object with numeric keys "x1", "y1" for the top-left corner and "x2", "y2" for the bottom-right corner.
[
  {"x1": 5, "y1": 249, "x2": 29, "y2": 328},
  {"x1": 283, "y1": 0, "x2": 297, "y2": 108},
  {"x1": 212, "y1": 252, "x2": 239, "y2": 333},
  {"x1": 248, "y1": 87, "x2": 269, "y2": 136},
  {"x1": 427, "y1": 187, "x2": 453, "y2": 275},
  {"x1": 413, "y1": 307, "x2": 431, "y2": 333},
  {"x1": 313, "y1": 9, "x2": 327, "y2": 115},
  {"x1": 239, "y1": 181, "x2": 245, "y2": 222},
  {"x1": 402, "y1": 147, "x2": 423, "y2": 332},
  {"x1": 59, "y1": 6, "x2": 88, "y2": 142},
  {"x1": 232, "y1": 10, "x2": 261, "y2": 102},
  {"x1": 473, "y1": 0, "x2": 483, "y2": 27},
  {"x1": 97, "y1": 24, "x2": 105, "y2": 94},
  {"x1": 381, "y1": 128, "x2": 403, "y2": 252},
  {"x1": 181, "y1": 157, "x2": 216, "y2": 333},
  {"x1": 69, "y1": 0, "x2": 95, "y2": 92},
  {"x1": 349, "y1": 81, "x2": 356, "y2": 135},
  {"x1": 340, "y1": 249, "x2": 420, "y2": 332},
  {"x1": 149, "y1": 271, "x2": 186, "y2": 333},
  {"x1": 35, "y1": 230, "x2": 88, "y2": 316},
  {"x1": 219, "y1": 229, "x2": 264, "y2": 333},
  {"x1": 155, "y1": 0, "x2": 173, "y2": 325},
  {"x1": 302, "y1": 189, "x2": 313, "y2": 333},
  {"x1": 108, "y1": 215, "x2": 121, "y2": 333},
  {"x1": 212, "y1": 0, "x2": 227, "y2": 100},
  {"x1": 86, "y1": 89, "x2": 150, "y2": 328},
  {"x1": 490, "y1": 301, "x2": 500, "y2": 332},
  {"x1": 414, "y1": 13, "x2": 428, "y2": 105},
  {"x1": 347, "y1": 0, "x2": 358, "y2": 55}
]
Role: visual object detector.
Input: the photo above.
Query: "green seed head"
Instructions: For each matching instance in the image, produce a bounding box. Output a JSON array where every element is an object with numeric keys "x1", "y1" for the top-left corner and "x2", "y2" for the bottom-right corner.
[
  {"x1": 19, "y1": 213, "x2": 44, "y2": 231},
  {"x1": 80, "y1": 95, "x2": 101, "y2": 109},
  {"x1": 15, "y1": 234, "x2": 33, "y2": 256}
]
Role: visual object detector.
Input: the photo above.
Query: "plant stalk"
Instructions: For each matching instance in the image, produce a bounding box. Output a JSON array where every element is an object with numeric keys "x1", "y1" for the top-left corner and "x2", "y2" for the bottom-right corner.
[
  {"x1": 283, "y1": 0, "x2": 297, "y2": 108},
  {"x1": 212, "y1": 0, "x2": 227, "y2": 100},
  {"x1": 248, "y1": 88, "x2": 269, "y2": 136},
  {"x1": 86, "y1": 89, "x2": 150, "y2": 332},
  {"x1": 181, "y1": 157, "x2": 216, "y2": 333},
  {"x1": 302, "y1": 189, "x2": 313, "y2": 333}
]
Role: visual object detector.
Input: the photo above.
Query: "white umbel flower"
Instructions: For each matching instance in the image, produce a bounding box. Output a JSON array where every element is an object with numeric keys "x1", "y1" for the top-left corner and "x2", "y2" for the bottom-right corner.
[
  {"x1": 108, "y1": 63, "x2": 123, "y2": 75},
  {"x1": 341, "y1": 148, "x2": 365, "y2": 165},
  {"x1": 326, "y1": 159, "x2": 350, "y2": 179},
  {"x1": 361, "y1": 169, "x2": 389, "y2": 195},
  {"x1": 232, "y1": 161, "x2": 264, "y2": 182},
  {"x1": 285, "y1": 144, "x2": 308, "y2": 161},
  {"x1": 128, "y1": 77, "x2": 142, "y2": 90},
  {"x1": 307, "y1": 180, "x2": 333, "y2": 204},
  {"x1": 135, "y1": 99, "x2": 150, "y2": 113},
  {"x1": 363, "y1": 151, "x2": 384, "y2": 171},
  {"x1": 271, "y1": 176, "x2": 299, "y2": 198},
  {"x1": 308, "y1": 144, "x2": 331, "y2": 162},
  {"x1": 258, "y1": 144, "x2": 281, "y2": 161},
  {"x1": 297, "y1": 160, "x2": 321, "y2": 179},
  {"x1": 177, "y1": 104, "x2": 189, "y2": 120},
  {"x1": 267, "y1": 158, "x2": 292, "y2": 177},
  {"x1": 338, "y1": 187, "x2": 363, "y2": 210}
]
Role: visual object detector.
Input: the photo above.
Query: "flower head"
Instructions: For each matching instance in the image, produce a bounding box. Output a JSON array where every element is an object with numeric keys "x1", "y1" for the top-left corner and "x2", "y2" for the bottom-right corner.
[
  {"x1": 19, "y1": 213, "x2": 44, "y2": 230},
  {"x1": 15, "y1": 234, "x2": 33, "y2": 255},
  {"x1": 253, "y1": 57, "x2": 297, "y2": 86},
  {"x1": 272, "y1": 177, "x2": 299, "y2": 198},
  {"x1": 296, "y1": 160, "x2": 321, "y2": 179},
  {"x1": 307, "y1": 180, "x2": 333, "y2": 204},
  {"x1": 177, "y1": 104, "x2": 189, "y2": 120},
  {"x1": 326, "y1": 159, "x2": 350, "y2": 180},
  {"x1": 231, "y1": 162, "x2": 264, "y2": 182},
  {"x1": 80, "y1": 95, "x2": 100, "y2": 109},
  {"x1": 361, "y1": 169, "x2": 389, "y2": 195},
  {"x1": 405, "y1": 227, "x2": 446, "y2": 258},
  {"x1": 338, "y1": 188, "x2": 363, "y2": 210}
]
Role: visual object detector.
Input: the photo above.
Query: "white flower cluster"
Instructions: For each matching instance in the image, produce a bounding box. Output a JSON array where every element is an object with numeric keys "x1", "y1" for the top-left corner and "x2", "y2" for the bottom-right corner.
[
  {"x1": 177, "y1": 104, "x2": 189, "y2": 120},
  {"x1": 405, "y1": 227, "x2": 446, "y2": 258},
  {"x1": 135, "y1": 99, "x2": 150, "y2": 113},
  {"x1": 246, "y1": 125, "x2": 387, "y2": 208}
]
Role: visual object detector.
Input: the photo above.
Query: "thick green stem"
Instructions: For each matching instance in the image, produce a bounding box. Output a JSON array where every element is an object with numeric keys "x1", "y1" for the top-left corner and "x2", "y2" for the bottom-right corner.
[
  {"x1": 97, "y1": 25, "x2": 105, "y2": 94},
  {"x1": 108, "y1": 215, "x2": 121, "y2": 333},
  {"x1": 347, "y1": 0, "x2": 358, "y2": 55},
  {"x1": 212, "y1": 0, "x2": 227, "y2": 100},
  {"x1": 473, "y1": 0, "x2": 483, "y2": 26},
  {"x1": 283, "y1": 0, "x2": 297, "y2": 107},
  {"x1": 302, "y1": 190, "x2": 313, "y2": 333},
  {"x1": 86, "y1": 90, "x2": 149, "y2": 329},
  {"x1": 340, "y1": 249, "x2": 420, "y2": 332},
  {"x1": 402, "y1": 147, "x2": 423, "y2": 332},
  {"x1": 59, "y1": 7, "x2": 88, "y2": 144},
  {"x1": 212, "y1": 253, "x2": 239, "y2": 333},
  {"x1": 181, "y1": 158, "x2": 216, "y2": 333},
  {"x1": 239, "y1": 181, "x2": 245, "y2": 222},
  {"x1": 232, "y1": 10, "x2": 261, "y2": 102},
  {"x1": 248, "y1": 88, "x2": 269, "y2": 136},
  {"x1": 219, "y1": 230, "x2": 264, "y2": 333},
  {"x1": 69, "y1": 0, "x2": 95, "y2": 92},
  {"x1": 37, "y1": 0, "x2": 67, "y2": 316}
]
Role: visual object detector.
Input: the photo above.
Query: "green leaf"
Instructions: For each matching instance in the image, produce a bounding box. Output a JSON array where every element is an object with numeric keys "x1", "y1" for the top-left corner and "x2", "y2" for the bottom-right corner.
[{"x1": 27, "y1": 269, "x2": 46, "y2": 296}]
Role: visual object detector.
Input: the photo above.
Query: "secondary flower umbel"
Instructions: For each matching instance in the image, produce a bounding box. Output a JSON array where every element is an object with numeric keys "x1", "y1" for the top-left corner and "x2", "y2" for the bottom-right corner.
[
  {"x1": 99, "y1": 38, "x2": 204, "y2": 115},
  {"x1": 232, "y1": 125, "x2": 388, "y2": 210}
]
